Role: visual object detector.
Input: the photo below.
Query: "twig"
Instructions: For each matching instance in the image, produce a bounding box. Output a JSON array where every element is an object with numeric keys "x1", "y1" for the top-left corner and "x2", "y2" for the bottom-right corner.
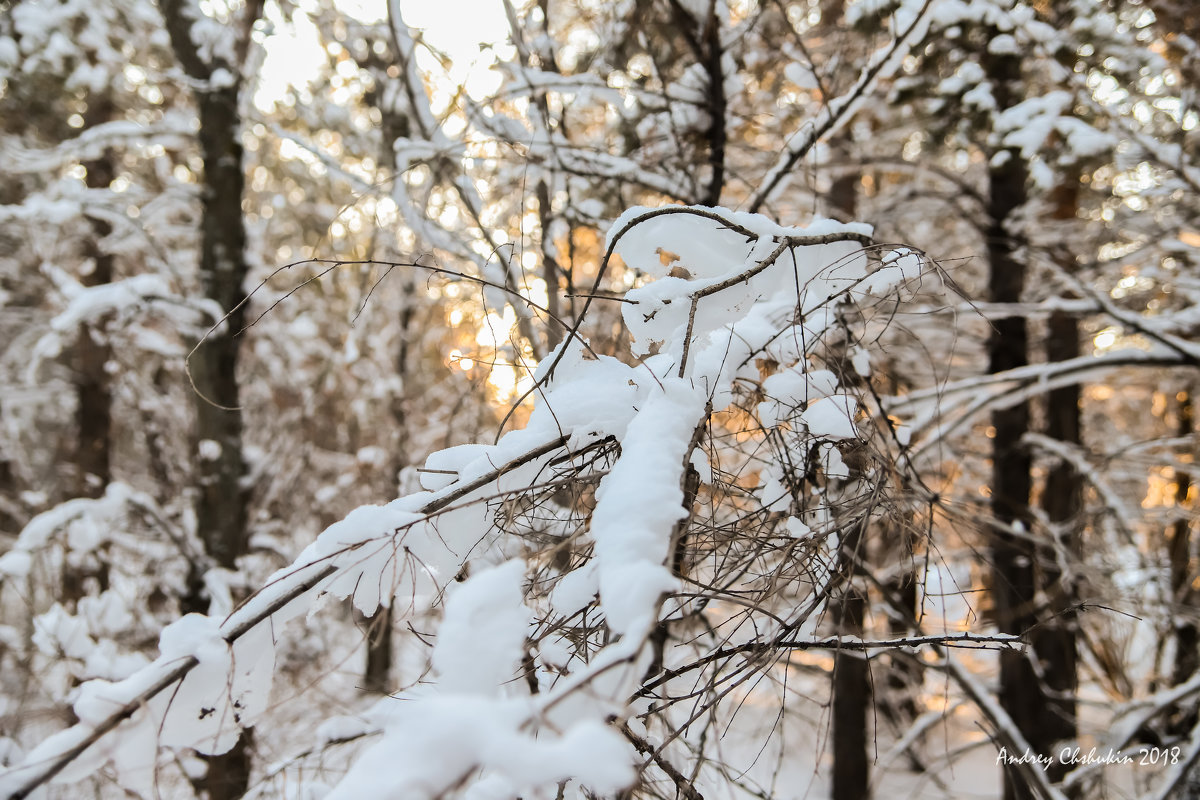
[
  {"x1": 636, "y1": 632, "x2": 1024, "y2": 699},
  {"x1": 676, "y1": 232, "x2": 873, "y2": 376},
  {"x1": 621, "y1": 723, "x2": 705, "y2": 800}
]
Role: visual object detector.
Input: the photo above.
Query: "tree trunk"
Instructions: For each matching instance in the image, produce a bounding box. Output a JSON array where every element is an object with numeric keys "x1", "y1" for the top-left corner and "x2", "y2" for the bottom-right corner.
[
  {"x1": 158, "y1": 1, "x2": 262, "y2": 794},
  {"x1": 984, "y1": 45, "x2": 1040, "y2": 800},
  {"x1": 188, "y1": 77, "x2": 254, "y2": 800},
  {"x1": 159, "y1": 0, "x2": 257, "y2": 575},
  {"x1": 1141, "y1": 0, "x2": 1200, "y2": 751},
  {"x1": 700, "y1": 4, "x2": 726, "y2": 207},
  {"x1": 63, "y1": 99, "x2": 117, "y2": 608},
  {"x1": 827, "y1": 144, "x2": 871, "y2": 800},
  {"x1": 1170, "y1": 386, "x2": 1198, "y2": 733},
  {"x1": 361, "y1": 257, "x2": 414, "y2": 692},
  {"x1": 75, "y1": 99, "x2": 115, "y2": 501},
  {"x1": 189, "y1": 80, "x2": 251, "y2": 573},
  {"x1": 536, "y1": 179, "x2": 563, "y2": 351},
  {"x1": 1035, "y1": 180, "x2": 1082, "y2": 784},
  {"x1": 882, "y1": 525, "x2": 923, "y2": 739},
  {"x1": 831, "y1": 521, "x2": 870, "y2": 800},
  {"x1": 0, "y1": 409, "x2": 16, "y2": 532},
  {"x1": 360, "y1": 26, "x2": 423, "y2": 692},
  {"x1": 191, "y1": 731, "x2": 253, "y2": 800}
]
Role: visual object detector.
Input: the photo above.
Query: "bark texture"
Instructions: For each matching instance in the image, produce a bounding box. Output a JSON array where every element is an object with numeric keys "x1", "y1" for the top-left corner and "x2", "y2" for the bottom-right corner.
[
  {"x1": 984, "y1": 45, "x2": 1040, "y2": 800},
  {"x1": 831, "y1": 521, "x2": 870, "y2": 800},
  {"x1": 1036, "y1": 180, "x2": 1082, "y2": 784},
  {"x1": 158, "y1": 0, "x2": 262, "y2": 794},
  {"x1": 1169, "y1": 387, "x2": 1198, "y2": 732}
]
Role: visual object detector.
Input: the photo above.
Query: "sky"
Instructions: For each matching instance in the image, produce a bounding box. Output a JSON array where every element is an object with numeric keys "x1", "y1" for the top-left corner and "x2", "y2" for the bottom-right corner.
[{"x1": 255, "y1": 0, "x2": 509, "y2": 111}]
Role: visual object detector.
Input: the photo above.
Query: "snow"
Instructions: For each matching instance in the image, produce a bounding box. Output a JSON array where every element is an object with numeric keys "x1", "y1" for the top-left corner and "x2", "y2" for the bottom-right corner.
[
  {"x1": 433, "y1": 560, "x2": 531, "y2": 694},
  {"x1": 0, "y1": 549, "x2": 31, "y2": 578},
  {"x1": 325, "y1": 696, "x2": 633, "y2": 800},
  {"x1": 0, "y1": 0, "x2": 1193, "y2": 789},
  {"x1": 612, "y1": 209, "x2": 870, "y2": 373},
  {"x1": 33, "y1": 604, "x2": 94, "y2": 661},
  {"x1": 355, "y1": 445, "x2": 387, "y2": 467},
  {"x1": 421, "y1": 443, "x2": 491, "y2": 490},
  {"x1": 549, "y1": 558, "x2": 598, "y2": 617},
  {"x1": 309, "y1": 500, "x2": 427, "y2": 615},
  {"x1": 846, "y1": 0, "x2": 895, "y2": 27},
  {"x1": 11, "y1": 482, "x2": 131, "y2": 551},
  {"x1": 784, "y1": 61, "x2": 818, "y2": 90},
  {"x1": 758, "y1": 366, "x2": 841, "y2": 428},
  {"x1": 786, "y1": 516, "x2": 813, "y2": 539},
  {"x1": 801, "y1": 394, "x2": 859, "y2": 440},
  {"x1": 862, "y1": 247, "x2": 923, "y2": 297},
  {"x1": 315, "y1": 714, "x2": 375, "y2": 744},
  {"x1": 537, "y1": 638, "x2": 571, "y2": 669},
  {"x1": 158, "y1": 613, "x2": 226, "y2": 665},
  {"x1": 0, "y1": 35, "x2": 17, "y2": 67},
  {"x1": 994, "y1": 91, "x2": 1116, "y2": 164},
  {"x1": 527, "y1": 342, "x2": 644, "y2": 443},
  {"x1": 197, "y1": 439, "x2": 222, "y2": 461},
  {"x1": 987, "y1": 34, "x2": 1019, "y2": 55},
  {"x1": 208, "y1": 66, "x2": 235, "y2": 89},
  {"x1": 588, "y1": 380, "x2": 705, "y2": 635}
]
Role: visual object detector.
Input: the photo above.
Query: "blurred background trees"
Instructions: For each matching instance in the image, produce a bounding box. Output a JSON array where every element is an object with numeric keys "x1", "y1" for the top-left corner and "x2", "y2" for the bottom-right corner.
[{"x1": 0, "y1": 0, "x2": 1197, "y2": 797}]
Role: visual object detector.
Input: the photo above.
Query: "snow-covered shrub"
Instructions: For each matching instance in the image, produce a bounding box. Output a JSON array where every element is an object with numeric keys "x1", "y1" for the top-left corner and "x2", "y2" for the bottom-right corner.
[{"x1": 1, "y1": 206, "x2": 943, "y2": 799}]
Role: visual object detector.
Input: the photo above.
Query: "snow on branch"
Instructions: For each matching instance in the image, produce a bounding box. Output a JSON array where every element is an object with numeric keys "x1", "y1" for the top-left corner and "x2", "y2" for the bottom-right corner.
[
  {"x1": 1, "y1": 206, "x2": 942, "y2": 799},
  {"x1": 0, "y1": 114, "x2": 195, "y2": 175}
]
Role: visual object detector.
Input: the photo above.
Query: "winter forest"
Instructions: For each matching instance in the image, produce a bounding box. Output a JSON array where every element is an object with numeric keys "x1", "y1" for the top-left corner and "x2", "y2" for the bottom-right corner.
[{"x1": 0, "y1": 0, "x2": 1198, "y2": 797}]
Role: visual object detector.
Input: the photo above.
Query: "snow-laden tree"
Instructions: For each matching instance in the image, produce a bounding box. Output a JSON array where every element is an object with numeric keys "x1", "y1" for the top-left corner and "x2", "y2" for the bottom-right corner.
[{"x1": 0, "y1": 205, "x2": 977, "y2": 800}]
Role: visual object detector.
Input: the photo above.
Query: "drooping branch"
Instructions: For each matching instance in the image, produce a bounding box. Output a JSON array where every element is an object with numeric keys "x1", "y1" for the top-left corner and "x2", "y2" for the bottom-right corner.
[{"x1": 0, "y1": 435, "x2": 570, "y2": 799}]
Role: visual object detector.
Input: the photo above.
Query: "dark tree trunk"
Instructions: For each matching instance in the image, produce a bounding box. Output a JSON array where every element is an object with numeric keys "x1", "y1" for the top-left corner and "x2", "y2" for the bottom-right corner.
[
  {"x1": 73, "y1": 315, "x2": 112, "y2": 499},
  {"x1": 191, "y1": 730, "x2": 253, "y2": 800},
  {"x1": 73, "y1": 247, "x2": 114, "y2": 496},
  {"x1": 187, "y1": 77, "x2": 254, "y2": 800},
  {"x1": 663, "y1": 0, "x2": 725, "y2": 207},
  {"x1": 158, "y1": 1, "x2": 262, "y2": 794},
  {"x1": 188, "y1": 80, "x2": 251, "y2": 571},
  {"x1": 1170, "y1": 387, "x2": 1198, "y2": 733},
  {"x1": 62, "y1": 98, "x2": 118, "y2": 609},
  {"x1": 882, "y1": 531, "x2": 922, "y2": 734},
  {"x1": 1036, "y1": 181, "x2": 1082, "y2": 784},
  {"x1": 983, "y1": 46, "x2": 1041, "y2": 800},
  {"x1": 536, "y1": 179, "x2": 563, "y2": 351},
  {"x1": 700, "y1": 5, "x2": 726, "y2": 207},
  {"x1": 360, "y1": 262, "x2": 414, "y2": 692},
  {"x1": 362, "y1": 608, "x2": 395, "y2": 694},
  {"x1": 829, "y1": 172, "x2": 856, "y2": 225},
  {"x1": 75, "y1": 137, "x2": 115, "y2": 501},
  {"x1": 1143, "y1": 0, "x2": 1200, "y2": 746},
  {"x1": 831, "y1": 520, "x2": 870, "y2": 800},
  {"x1": 357, "y1": 37, "x2": 437, "y2": 691},
  {"x1": 0, "y1": 413, "x2": 16, "y2": 531},
  {"x1": 160, "y1": 0, "x2": 257, "y2": 574}
]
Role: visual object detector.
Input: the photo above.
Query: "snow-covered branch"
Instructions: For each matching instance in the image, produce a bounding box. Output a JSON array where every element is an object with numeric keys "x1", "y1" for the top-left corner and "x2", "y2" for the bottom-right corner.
[{"x1": 0, "y1": 206, "x2": 926, "y2": 799}]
